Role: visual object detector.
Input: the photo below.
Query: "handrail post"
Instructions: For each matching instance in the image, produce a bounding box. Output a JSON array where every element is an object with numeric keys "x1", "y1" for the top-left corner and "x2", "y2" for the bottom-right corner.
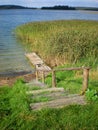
[
  {"x1": 82, "y1": 68, "x2": 90, "y2": 94},
  {"x1": 52, "y1": 70, "x2": 56, "y2": 87},
  {"x1": 42, "y1": 71, "x2": 45, "y2": 83},
  {"x1": 36, "y1": 70, "x2": 38, "y2": 81}
]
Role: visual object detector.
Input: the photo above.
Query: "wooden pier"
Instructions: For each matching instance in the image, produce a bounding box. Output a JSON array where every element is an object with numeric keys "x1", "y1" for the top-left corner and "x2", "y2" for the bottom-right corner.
[
  {"x1": 25, "y1": 52, "x2": 51, "y2": 72},
  {"x1": 4, "y1": 52, "x2": 88, "y2": 110},
  {"x1": 25, "y1": 52, "x2": 51, "y2": 81},
  {"x1": 25, "y1": 52, "x2": 90, "y2": 94}
]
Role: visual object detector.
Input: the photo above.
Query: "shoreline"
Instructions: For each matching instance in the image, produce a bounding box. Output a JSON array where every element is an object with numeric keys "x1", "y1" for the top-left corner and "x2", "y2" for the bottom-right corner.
[{"x1": 0, "y1": 71, "x2": 35, "y2": 86}]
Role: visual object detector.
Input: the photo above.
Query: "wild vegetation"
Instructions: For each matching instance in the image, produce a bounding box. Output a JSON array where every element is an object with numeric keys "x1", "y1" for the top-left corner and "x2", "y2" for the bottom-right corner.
[
  {"x1": 0, "y1": 79, "x2": 98, "y2": 130},
  {"x1": 1, "y1": 20, "x2": 97, "y2": 129},
  {"x1": 15, "y1": 19, "x2": 98, "y2": 99},
  {"x1": 15, "y1": 20, "x2": 98, "y2": 67}
]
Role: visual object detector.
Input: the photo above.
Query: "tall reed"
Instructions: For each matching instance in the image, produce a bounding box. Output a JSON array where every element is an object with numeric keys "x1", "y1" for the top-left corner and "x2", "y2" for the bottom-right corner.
[{"x1": 15, "y1": 20, "x2": 98, "y2": 67}]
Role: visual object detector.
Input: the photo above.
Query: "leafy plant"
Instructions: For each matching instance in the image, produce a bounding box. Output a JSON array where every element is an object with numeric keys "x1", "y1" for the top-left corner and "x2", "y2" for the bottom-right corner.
[{"x1": 85, "y1": 89, "x2": 98, "y2": 101}]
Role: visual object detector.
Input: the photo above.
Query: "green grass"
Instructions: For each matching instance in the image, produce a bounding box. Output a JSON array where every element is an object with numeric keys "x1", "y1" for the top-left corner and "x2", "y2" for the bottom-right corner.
[
  {"x1": 0, "y1": 79, "x2": 98, "y2": 130},
  {"x1": 15, "y1": 20, "x2": 98, "y2": 67},
  {"x1": 31, "y1": 96, "x2": 51, "y2": 103}
]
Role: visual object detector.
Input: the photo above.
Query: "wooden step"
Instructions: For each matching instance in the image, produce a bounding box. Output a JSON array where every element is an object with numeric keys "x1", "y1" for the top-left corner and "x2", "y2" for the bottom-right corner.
[
  {"x1": 32, "y1": 91, "x2": 69, "y2": 99},
  {"x1": 26, "y1": 87, "x2": 65, "y2": 95},
  {"x1": 26, "y1": 79, "x2": 48, "y2": 88},
  {"x1": 30, "y1": 94, "x2": 86, "y2": 110}
]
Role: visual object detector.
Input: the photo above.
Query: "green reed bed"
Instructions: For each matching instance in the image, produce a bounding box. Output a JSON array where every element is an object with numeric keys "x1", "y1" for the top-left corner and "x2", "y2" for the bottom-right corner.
[{"x1": 15, "y1": 20, "x2": 98, "y2": 67}]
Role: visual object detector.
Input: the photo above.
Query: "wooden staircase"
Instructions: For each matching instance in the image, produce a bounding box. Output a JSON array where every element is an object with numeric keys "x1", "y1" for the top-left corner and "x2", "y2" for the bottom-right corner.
[
  {"x1": 30, "y1": 94, "x2": 85, "y2": 110},
  {"x1": 26, "y1": 80, "x2": 86, "y2": 111},
  {"x1": 25, "y1": 52, "x2": 88, "y2": 110}
]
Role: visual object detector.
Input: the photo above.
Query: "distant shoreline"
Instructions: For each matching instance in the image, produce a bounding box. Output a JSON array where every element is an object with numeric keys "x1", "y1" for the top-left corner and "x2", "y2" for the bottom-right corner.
[
  {"x1": 0, "y1": 5, "x2": 37, "y2": 10},
  {"x1": 0, "y1": 5, "x2": 98, "y2": 11}
]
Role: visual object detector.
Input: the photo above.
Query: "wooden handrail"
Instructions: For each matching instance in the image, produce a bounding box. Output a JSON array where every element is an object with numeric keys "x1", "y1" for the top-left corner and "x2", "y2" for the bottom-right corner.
[
  {"x1": 35, "y1": 67, "x2": 90, "y2": 94},
  {"x1": 52, "y1": 70, "x2": 56, "y2": 88},
  {"x1": 53, "y1": 67, "x2": 90, "y2": 71},
  {"x1": 52, "y1": 67, "x2": 90, "y2": 94},
  {"x1": 82, "y1": 68, "x2": 90, "y2": 94}
]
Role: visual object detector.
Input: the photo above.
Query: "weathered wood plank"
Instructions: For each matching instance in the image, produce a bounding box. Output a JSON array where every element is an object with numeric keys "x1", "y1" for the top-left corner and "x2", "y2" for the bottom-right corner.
[
  {"x1": 52, "y1": 70, "x2": 56, "y2": 87},
  {"x1": 54, "y1": 67, "x2": 90, "y2": 71},
  {"x1": 82, "y1": 68, "x2": 90, "y2": 94},
  {"x1": 25, "y1": 52, "x2": 51, "y2": 72},
  {"x1": 26, "y1": 87, "x2": 64, "y2": 95},
  {"x1": 30, "y1": 95, "x2": 86, "y2": 110},
  {"x1": 26, "y1": 79, "x2": 47, "y2": 88},
  {"x1": 32, "y1": 91, "x2": 67, "y2": 99},
  {"x1": 25, "y1": 52, "x2": 43, "y2": 65},
  {"x1": 36, "y1": 64, "x2": 51, "y2": 71}
]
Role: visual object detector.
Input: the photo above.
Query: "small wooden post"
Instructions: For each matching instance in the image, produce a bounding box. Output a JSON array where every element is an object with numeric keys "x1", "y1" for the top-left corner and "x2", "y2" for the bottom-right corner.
[
  {"x1": 36, "y1": 70, "x2": 38, "y2": 81},
  {"x1": 82, "y1": 68, "x2": 90, "y2": 94},
  {"x1": 52, "y1": 70, "x2": 56, "y2": 87},
  {"x1": 42, "y1": 71, "x2": 45, "y2": 83}
]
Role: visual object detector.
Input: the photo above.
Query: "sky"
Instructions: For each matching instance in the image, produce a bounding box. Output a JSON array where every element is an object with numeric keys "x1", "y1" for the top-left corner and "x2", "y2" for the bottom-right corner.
[{"x1": 0, "y1": 0, "x2": 98, "y2": 8}]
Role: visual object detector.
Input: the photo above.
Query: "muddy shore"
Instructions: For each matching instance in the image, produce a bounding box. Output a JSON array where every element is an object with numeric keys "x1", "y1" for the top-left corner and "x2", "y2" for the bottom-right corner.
[{"x1": 0, "y1": 71, "x2": 35, "y2": 86}]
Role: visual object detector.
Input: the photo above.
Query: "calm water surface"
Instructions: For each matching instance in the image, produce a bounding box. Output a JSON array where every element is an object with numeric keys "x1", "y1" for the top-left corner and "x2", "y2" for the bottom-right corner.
[{"x1": 0, "y1": 9, "x2": 98, "y2": 75}]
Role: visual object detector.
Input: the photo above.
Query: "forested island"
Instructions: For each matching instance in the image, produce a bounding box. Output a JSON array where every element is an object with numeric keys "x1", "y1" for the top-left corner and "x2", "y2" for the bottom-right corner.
[
  {"x1": 41, "y1": 5, "x2": 98, "y2": 11},
  {"x1": 41, "y1": 5, "x2": 75, "y2": 10}
]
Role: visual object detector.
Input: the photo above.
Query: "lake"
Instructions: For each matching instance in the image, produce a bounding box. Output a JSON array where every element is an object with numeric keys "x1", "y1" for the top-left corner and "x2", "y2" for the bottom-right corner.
[{"x1": 0, "y1": 9, "x2": 98, "y2": 75}]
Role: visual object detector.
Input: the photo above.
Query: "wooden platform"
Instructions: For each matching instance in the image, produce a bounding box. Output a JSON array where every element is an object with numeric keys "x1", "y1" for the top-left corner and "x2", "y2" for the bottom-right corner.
[
  {"x1": 26, "y1": 52, "x2": 43, "y2": 65},
  {"x1": 25, "y1": 52, "x2": 51, "y2": 72}
]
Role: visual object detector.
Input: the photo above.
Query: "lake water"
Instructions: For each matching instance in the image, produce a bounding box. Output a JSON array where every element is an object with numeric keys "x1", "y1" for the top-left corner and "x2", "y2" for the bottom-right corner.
[{"x1": 0, "y1": 9, "x2": 98, "y2": 75}]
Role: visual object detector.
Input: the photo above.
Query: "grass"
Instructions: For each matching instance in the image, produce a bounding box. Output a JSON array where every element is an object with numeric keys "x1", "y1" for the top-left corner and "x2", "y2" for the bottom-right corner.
[
  {"x1": 45, "y1": 70, "x2": 82, "y2": 94},
  {"x1": 30, "y1": 96, "x2": 51, "y2": 103},
  {"x1": 0, "y1": 79, "x2": 98, "y2": 130},
  {"x1": 33, "y1": 104, "x2": 98, "y2": 130}
]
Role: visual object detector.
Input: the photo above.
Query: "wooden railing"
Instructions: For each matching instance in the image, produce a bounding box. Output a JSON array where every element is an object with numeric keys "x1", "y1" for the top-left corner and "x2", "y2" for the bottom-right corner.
[{"x1": 35, "y1": 67, "x2": 90, "y2": 95}]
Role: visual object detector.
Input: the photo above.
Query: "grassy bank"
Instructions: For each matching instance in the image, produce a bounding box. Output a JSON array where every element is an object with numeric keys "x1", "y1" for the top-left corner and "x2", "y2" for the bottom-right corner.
[
  {"x1": 0, "y1": 20, "x2": 98, "y2": 129},
  {"x1": 15, "y1": 20, "x2": 98, "y2": 67},
  {"x1": 0, "y1": 79, "x2": 98, "y2": 130}
]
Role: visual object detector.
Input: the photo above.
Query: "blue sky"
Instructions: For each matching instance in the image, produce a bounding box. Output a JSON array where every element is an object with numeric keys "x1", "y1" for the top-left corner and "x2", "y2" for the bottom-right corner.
[{"x1": 0, "y1": 0, "x2": 98, "y2": 7}]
